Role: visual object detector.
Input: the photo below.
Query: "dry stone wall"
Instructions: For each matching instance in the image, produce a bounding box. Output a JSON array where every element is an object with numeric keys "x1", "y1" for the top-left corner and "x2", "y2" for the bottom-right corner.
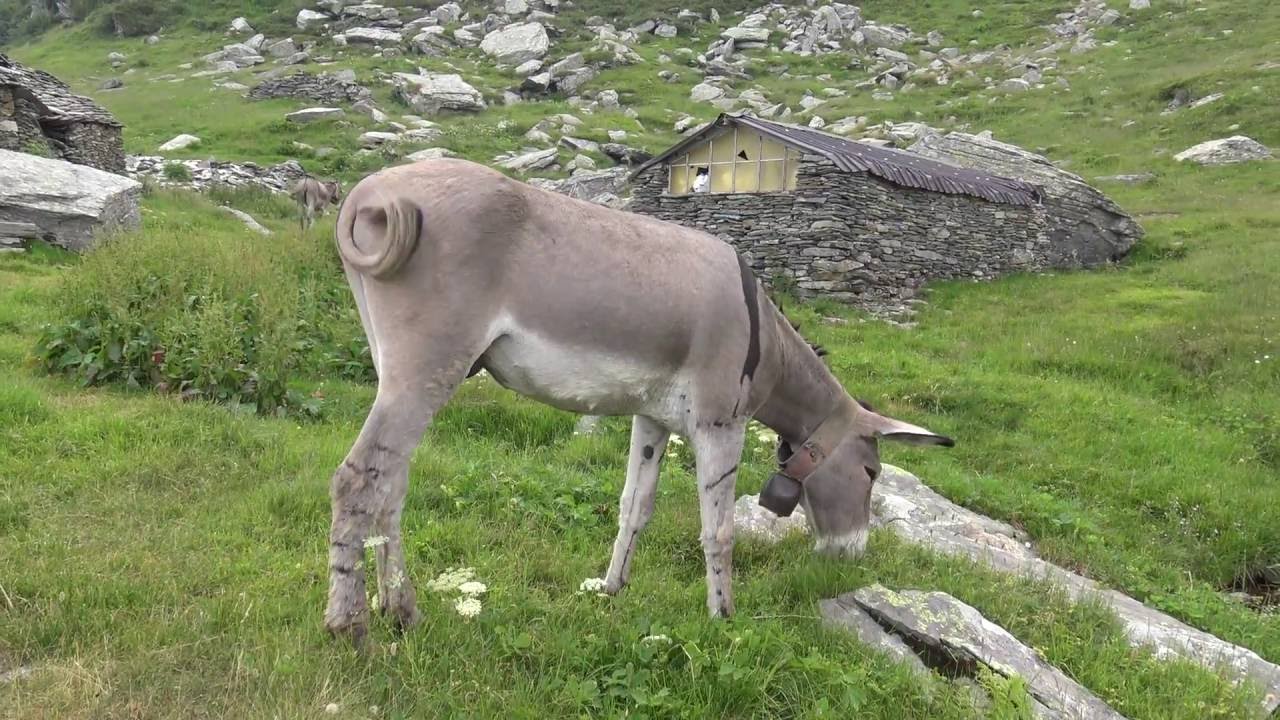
[{"x1": 630, "y1": 156, "x2": 1048, "y2": 305}]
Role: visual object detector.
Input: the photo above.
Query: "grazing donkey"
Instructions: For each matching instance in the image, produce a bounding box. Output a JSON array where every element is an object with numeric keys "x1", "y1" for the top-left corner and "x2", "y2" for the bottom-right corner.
[
  {"x1": 325, "y1": 158, "x2": 953, "y2": 644},
  {"x1": 292, "y1": 176, "x2": 342, "y2": 231}
]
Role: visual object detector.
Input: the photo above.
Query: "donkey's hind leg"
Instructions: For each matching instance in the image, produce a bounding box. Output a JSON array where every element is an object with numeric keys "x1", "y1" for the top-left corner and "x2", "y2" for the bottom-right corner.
[
  {"x1": 325, "y1": 338, "x2": 486, "y2": 646},
  {"x1": 602, "y1": 415, "x2": 670, "y2": 594}
]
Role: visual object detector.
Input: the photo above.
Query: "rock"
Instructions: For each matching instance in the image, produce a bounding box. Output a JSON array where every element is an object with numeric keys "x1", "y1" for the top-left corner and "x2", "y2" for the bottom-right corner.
[
  {"x1": 498, "y1": 147, "x2": 558, "y2": 171},
  {"x1": 281, "y1": 51, "x2": 311, "y2": 66},
  {"x1": 340, "y1": 27, "x2": 403, "y2": 45},
  {"x1": 217, "y1": 206, "x2": 271, "y2": 236},
  {"x1": 607, "y1": 130, "x2": 627, "y2": 142},
  {"x1": 859, "y1": 23, "x2": 910, "y2": 49},
  {"x1": 145, "y1": 35, "x2": 160, "y2": 45},
  {"x1": 229, "y1": 17, "x2": 254, "y2": 34},
  {"x1": 432, "y1": 2, "x2": 463, "y2": 24},
  {"x1": 342, "y1": 3, "x2": 399, "y2": 21},
  {"x1": 1174, "y1": 136, "x2": 1274, "y2": 165},
  {"x1": 265, "y1": 38, "x2": 300, "y2": 58},
  {"x1": 98, "y1": 78, "x2": 123, "y2": 90},
  {"x1": 359, "y1": 131, "x2": 400, "y2": 147},
  {"x1": 244, "y1": 33, "x2": 267, "y2": 52},
  {"x1": 568, "y1": 154, "x2": 596, "y2": 171},
  {"x1": 1129, "y1": 0, "x2": 1150, "y2": 8},
  {"x1": 0, "y1": 149, "x2": 141, "y2": 252},
  {"x1": 572, "y1": 415, "x2": 603, "y2": 435},
  {"x1": 550, "y1": 52, "x2": 585, "y2": 75},
  {"x1": 503, "y1": 0, "x2": 529, "y2": 14},
  {"x1": 406, "y1": 147, "x2": 455, "y2": 162},
  {"x1": 285, "y1": 107, "x2": 344, "y2": 123},
  {"x1": 655, "y1": 23, "x2": 677, "y2": 38},
  {"x1": 560, "y1": 136, "x2": 600, "y2": 153},
  {"x1": 735, "y1": 493, "x2": 809, "y2": 544},
  {"x1": 480, "y1": 22, "x2": 550, "y2": 65},
  {"x1": 1188, "y1": 92, "x2": 1225, "y2": 110},
  {"x1": 831, "y1": 465, "x2": 1280, "y2": 716},
  {"x1": 597, "y1": 89, "x2": 620, "y2": 109},
  {"x1": 515, "y1": 59, "x2": 543, "y2": 77},
  {"x1": 1099, "y1": 8, "x2": 1121, "y2": 25},
  {"x1": 521, "y1": 72, "x2": 552, "y2": 93},
  {"x1": 393, "y1": 72, "x2": 486, "y2": 115},
  {"x1": 690, "y1": 82, "x2": 726, "y2": 103},
  {"x1": 999, "y1": 78, "x2": 1031, "y2": 92},
  {"x1": 413, "y1": 27, "x2": 455, "y2": 54},
  {"x1": 296, "y1": 9, "x2": 329, "y2": 30},
  {"x1": 556, "y1": 67, "x2": 597, "y2": 95},
  {"x1": 910, "y1": 132, "x2": 1144, "y2": 265},
  {"x1": 721, "y1": 26, "x2": 770, "y2": 44},
  {"x1": 1095, "y1": 173, "x2": 1155, "y2": 185},
  {"x1": 848, "y1": 585, "x2": 1125, "y2": 719},
  {"x1": 158, "y1": 134, "x2": 201, "y2": 152},
  {"x1": 602, "y1": 143, "x2": 651, "y2": 166},
  {"x1": 126, "y1": 156, "x2": 306, "y2": 194},
  {"x1": 353, "y1": 99, "x2": 387, "y2": 123},
  {"x1": 400, "y1": 127, "x2": 442, "y2": 143}
]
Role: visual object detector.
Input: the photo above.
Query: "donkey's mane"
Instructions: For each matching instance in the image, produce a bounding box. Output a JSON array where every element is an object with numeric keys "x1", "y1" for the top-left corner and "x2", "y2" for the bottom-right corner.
[{"x1": 769, "y1": 293, "x2": 828, "y2": 362}]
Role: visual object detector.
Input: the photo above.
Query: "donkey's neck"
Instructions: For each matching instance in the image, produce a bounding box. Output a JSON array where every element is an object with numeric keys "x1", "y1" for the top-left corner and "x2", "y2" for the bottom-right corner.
[{"x1": 753, "y1": 306, "x2": 855, "y2": 445}]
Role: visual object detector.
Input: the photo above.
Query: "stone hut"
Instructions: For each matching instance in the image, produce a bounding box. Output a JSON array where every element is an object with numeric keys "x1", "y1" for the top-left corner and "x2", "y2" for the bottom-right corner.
[
  {"x1": 0, "y1": 53, "x2": 125, "y2": 174},
  {"x1": 630, "y1": 113, "x2": 1123, "y2": 305}
]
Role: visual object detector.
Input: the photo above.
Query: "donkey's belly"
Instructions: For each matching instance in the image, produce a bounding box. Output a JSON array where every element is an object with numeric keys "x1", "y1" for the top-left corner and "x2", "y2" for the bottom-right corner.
[{"x1": 479, "y1": 331, "x2": 673, "y2": 416}]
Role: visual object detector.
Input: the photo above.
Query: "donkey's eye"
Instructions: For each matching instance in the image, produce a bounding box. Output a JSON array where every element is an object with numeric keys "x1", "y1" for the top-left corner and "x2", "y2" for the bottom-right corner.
[{"x1": 864, "y1": 466, "x2": 879, "y2": 481}]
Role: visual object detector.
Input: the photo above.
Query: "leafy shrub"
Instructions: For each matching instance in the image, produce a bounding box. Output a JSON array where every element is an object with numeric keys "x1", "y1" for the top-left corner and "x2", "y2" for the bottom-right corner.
[
  {"x1": 163, "y1": 162, "x2": 191, "y2": 181},
  {"x1": 96, "y1": 0, "x2": 180, "y2": 36},
  {"x1": 36, "y1": 189, "x2": 362, "y2": 417}
]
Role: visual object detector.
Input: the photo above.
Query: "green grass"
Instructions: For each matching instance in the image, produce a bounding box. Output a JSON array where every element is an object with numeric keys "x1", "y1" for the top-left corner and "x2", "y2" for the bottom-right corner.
[{"x1": 3, "y1": 0, "x2": 1280, "y2": 716}]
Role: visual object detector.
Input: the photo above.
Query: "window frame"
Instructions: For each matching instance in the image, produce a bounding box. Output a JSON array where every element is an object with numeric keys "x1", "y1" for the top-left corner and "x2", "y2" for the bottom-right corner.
[{"x1": 666, "y1": 127, "x2": 801, "y2": 197}]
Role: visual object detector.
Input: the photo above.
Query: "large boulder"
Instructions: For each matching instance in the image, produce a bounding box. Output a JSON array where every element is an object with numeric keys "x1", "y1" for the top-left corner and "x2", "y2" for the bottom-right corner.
[
  {"x1": 1174, "y1": 136, "x2": 1273, "y2": 165},
  {"x1": 910, "y1": 132, "x2": 1143, "y2": 266},
  {"x1": 339, "y1": 27, "x2": 403, "y2": 45},
  {"x1": 0, "y1": 149, "x2": 141, "y2": 252},
  {"x1": 393, "y1": 72, "x2": 486, "y2": 115},
  {"x1": 480, "y1": 22, "x2": 550, "y2": 65}
]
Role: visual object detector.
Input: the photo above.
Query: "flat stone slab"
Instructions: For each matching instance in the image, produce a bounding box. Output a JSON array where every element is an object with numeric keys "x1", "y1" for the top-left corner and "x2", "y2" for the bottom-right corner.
[
  {"x1": 848, "y1": 585, "x2": 1125, "y2": 719},
  {"x1": 738, "y1": 464, "x2": 1280, "y2": 713}
]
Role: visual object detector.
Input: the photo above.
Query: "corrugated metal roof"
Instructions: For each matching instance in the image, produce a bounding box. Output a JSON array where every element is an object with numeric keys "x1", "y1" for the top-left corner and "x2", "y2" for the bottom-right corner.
[
  {"x1": 632, "y1": 113, "x2": 1042, "y2": 206},
  {"x1": 0, "y1": 53, "x2": 122, "y2": 127}
]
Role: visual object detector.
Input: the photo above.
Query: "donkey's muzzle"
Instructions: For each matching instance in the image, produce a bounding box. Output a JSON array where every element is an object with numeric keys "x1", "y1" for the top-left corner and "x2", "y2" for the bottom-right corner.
[{"x1": 759, "y1": 473, "x2": 803, "y2": 517}]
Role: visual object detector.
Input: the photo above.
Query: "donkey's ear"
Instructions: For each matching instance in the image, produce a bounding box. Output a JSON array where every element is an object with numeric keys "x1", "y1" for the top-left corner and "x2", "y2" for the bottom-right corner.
[{"x1": 861, "y1": 408, "x2": 954, "y2": 447}]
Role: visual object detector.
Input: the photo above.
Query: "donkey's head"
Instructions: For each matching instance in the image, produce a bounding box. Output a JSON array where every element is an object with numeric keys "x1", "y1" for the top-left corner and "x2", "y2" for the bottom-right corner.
[
  {"x1": 324, "y1": 181, "x2": 342, "y2": 205},
  {"x1": 761, "y1": 400, "x2": 952, "y2": 557}
]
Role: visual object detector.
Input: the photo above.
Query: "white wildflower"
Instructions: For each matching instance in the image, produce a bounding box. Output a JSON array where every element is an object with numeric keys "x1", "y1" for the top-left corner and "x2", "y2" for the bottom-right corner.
[
  {"x1": 455, "y1": 596, "x2": 483, "y2": 619},
  {"x1": 641, "y1": 634, "x2": 671, "y2": 644},
  {"x1": 458, "y1": 581, "x2": 487, "y2": 596},
  {"x1": 579, "y1": 577, "x2": 607, "y2": 593},
  {"x1": 363, "y1": 535, "x2": 389, "y2": 549},
  {"x1": 668, "y1": 436, "x2": 684, "y2": 446},
  {"x1": 427, "y1": 567, "x2": 476, "y2": 594},
  {"x1": 324, "y1": 703, "x2": 339, "y2": 715}
]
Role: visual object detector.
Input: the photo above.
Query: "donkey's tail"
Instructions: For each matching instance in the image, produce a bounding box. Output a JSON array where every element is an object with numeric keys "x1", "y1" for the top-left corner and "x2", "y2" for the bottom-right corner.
[{"x1": 335, "y1": 194, "x2": 423, "y2": 280}]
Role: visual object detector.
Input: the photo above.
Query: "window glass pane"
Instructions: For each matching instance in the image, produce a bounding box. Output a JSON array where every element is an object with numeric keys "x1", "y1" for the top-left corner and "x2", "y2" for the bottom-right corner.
[
  {"x1": 785, "y1": 160, "x2": 799, "y2": 190},
  {"x1": 759, "y1": 160, "x2": 785, "y2": 192},
  {"x1": 709, "y1": 164, "x2": 734, "y2": 193},
  {"x1": 761, "y1": 138, "x2": 788, "y2": 160},
  {"x1": 687, "y1": 142, "x2": 710, "y2": 164},
  {"x1": 669, "y1": 164, "x2": 689, "y2": 195},
  {"x1": 734, "y1": 161, "x2": 759, "y2": 193},
  {"x1": 711, "y1": 133, "x2": 737, "y2": 163}
]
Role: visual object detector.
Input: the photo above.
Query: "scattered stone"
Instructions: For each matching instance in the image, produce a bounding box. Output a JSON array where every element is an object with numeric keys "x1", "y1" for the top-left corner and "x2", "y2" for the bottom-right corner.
[
  {"x1": 655, "y1": 23, "x2": 677, "y2": 38},
  {"x1": 1129, "y1": 0, "x2": 1149, "y2": 8},
  {"x1": 229, "y1": 17, "x2": 254, "y2": 34},
  {"x1": 339, "y1": 27, "x2": 403, "y2": 45},
  {"x1": 735, "y1": 493, "x2": 809, "y2": 544},
  {"x1": 1094, "y1": 173, "x2": 1155, "y2": 185},
  {"x1": 1174, "y1": 136, "x2": 1273, "y2": 165},
  {"x1": 498, "y1": 147, "x2": 558, "y2": 171},
  {"x1": 127, "y1": 156, "x2": 306, "y2": 194},
  {"x1": 359, "y1": 131, "x2": 400, "y2": 147},
  {"x1": 158, "y1": 133, "x2": 201, "y2": 152},
  {"x1": 480, "y1": 22, "x2": 551, "y2": 65},
  {"x1": 690, "y1": 82, "x2": 726, "y2": 103},
  {"x1": 98, "y1": 78, "x2": 123, "y2": 90},
  {"x1": 0, "y1": 149, "x2": 141, "y2": 252},
  {"x1": 393, "y1": 72, "x2": 486, "y2": 115},
  {"x1": 297, "y1": 9, "x2": 329, "y2": 30},
  {"x1": 285, "y1": 107, "x2": 344, "y2": 123},
  {"x1": 405, "y1": 147, "x2": 456, "y2": 162},
  {"x1": 265, "y1": 38, "x2": 300, "y2": 58},
  {"x1": 999, "y1": 78, "x2": 1031, "y2": 92},
  {"x1": 217, "y1": 206, "x2": 271, "y2": 236}
]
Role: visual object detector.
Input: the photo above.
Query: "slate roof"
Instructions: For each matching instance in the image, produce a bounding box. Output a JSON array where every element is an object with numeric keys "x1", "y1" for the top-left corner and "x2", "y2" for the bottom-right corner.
[
  {"x1": 633, "y1": 112, "x2": 1042, "y2": 206},
  {"x1": 0, "y1": 53, "x2": 121, "y2": 127}
]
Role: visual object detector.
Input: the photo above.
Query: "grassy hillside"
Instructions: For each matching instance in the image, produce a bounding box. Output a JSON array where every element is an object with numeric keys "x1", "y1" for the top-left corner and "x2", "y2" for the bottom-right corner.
[{"x1": 2, "y1": 0, "x2": 1280, "y2": 717}]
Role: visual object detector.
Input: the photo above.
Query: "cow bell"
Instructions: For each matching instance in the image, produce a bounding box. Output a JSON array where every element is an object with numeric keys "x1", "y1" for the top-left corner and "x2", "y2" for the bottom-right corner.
[{"x1": 759, "y1": 472, "x2": 803, "y2": 517}]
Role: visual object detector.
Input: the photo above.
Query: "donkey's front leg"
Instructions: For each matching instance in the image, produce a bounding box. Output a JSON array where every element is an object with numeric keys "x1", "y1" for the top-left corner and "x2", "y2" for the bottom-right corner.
[
  {"x1": 603, "y1": 416, "x2": 670, "y2": 594},
  {"x1": 691, "y1": 423, "x2": 746, "y2": 618}
]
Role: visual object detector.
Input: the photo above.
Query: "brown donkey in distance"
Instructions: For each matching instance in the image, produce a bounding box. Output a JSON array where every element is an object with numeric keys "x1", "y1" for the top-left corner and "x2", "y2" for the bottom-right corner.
[
  {"x1": 292, "y1": 176, "x2": 341, "y2": 231},
  {"x1": 324, "y1": 158, "x2": 954, "y2": 645}
]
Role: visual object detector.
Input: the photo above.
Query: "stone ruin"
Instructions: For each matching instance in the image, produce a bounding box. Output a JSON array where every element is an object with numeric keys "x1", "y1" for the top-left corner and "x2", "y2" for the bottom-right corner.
[{"x1": 0, "y1": 52, "x2": 125, "y2": 174}]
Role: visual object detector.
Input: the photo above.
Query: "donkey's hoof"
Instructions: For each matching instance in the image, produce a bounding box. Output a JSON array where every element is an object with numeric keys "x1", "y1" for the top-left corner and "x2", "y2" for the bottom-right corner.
[
  {"x1": 325, "y1": 614, "x2": 370, "y2": 651},
  {"x1": 378, "y1": 599, "x2": 422, "y2": 633}
]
